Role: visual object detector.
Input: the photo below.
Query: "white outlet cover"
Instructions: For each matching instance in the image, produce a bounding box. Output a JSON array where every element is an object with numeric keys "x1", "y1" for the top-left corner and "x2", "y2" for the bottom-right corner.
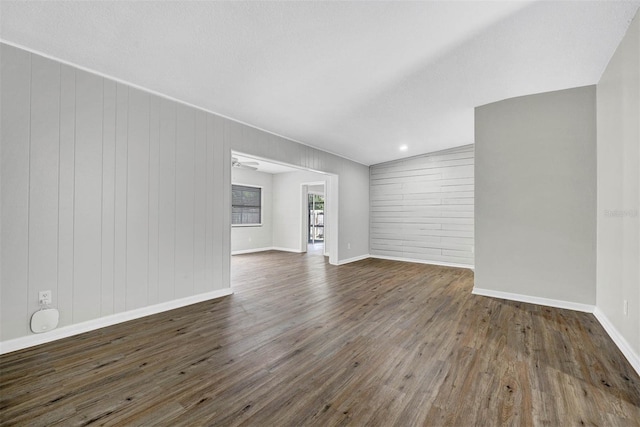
[
  {"x1": 39, "y1": 290, "x2": 52, "y2": 303},
  {"x1": 31, "y1": 308, "x2": 59, "y2": 333}
]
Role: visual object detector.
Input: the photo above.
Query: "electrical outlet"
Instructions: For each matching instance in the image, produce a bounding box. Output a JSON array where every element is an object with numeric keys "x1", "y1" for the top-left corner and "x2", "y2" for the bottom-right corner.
[
  {"x1": 347, "y1": 243, "x2": 351, "y2": 250},
  {"x1": 39, "y1": 290, "x2": 52, "y2": 305},
  {"x1": 623, "y1": 299, "x2": 628, "y2": 316}
]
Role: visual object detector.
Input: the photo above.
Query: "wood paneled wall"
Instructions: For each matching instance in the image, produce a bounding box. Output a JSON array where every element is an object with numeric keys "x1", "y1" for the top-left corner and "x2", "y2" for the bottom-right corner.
[
  {"x1": 369, "y1": 145, "x2": 474, "y2": 267},
  {"x1": 1, "y1": 42, "x2": 371, "y2": 344},
  {"x1": 1, "y1": 44, "x2": 231, "y2": 340}
]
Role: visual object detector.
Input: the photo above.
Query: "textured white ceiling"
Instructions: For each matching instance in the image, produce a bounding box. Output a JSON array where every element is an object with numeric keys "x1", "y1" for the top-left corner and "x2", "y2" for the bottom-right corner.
[{"x1": 1, "y1": 1, "x2": 638, "y2": 165}]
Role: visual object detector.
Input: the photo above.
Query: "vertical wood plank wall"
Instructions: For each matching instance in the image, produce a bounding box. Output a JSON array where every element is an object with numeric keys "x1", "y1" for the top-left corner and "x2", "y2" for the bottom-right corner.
[
  {"x1": 1, "y1": 43, "x2": 370, "y2": 344},
  {"x1": 369, "y1": 145, "x2": 474, "y2": 267},
  {"x1": 0, "y1": 44, "x2": 231, "y2": 341}
]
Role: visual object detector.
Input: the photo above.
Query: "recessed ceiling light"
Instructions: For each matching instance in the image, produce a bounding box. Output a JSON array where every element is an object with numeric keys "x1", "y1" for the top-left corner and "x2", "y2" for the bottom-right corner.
[{"x1": 399, "y1": 145, "x2": 408, "y2": 151}]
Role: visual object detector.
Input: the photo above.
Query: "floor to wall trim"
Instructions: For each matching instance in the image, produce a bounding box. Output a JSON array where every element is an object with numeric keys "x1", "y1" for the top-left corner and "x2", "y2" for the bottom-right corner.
[
  {"x1": 0, "y1": 288, "x2": 233, "y2": 355},
  {"x1": 472, "y1": 287, "x2": 595, "y2": 313},
  {"x1": 337, "y1": 254, "x2": 371, "y2": 265},
  {"x1": 232, "y1": 247, "x2": 275, "y2": 255},
  {"x1": 593, "y1": 307, "x2": 640, "y2": 376},
  {"x1": 231, "y1": 248, "x2": 371, "y2": 265},
  {"x1": 370, "y1": 254, "x2": 474, "y2": 270},
  {"x1": 271, "y1": 247, "x2": 304, "y2": 253}
]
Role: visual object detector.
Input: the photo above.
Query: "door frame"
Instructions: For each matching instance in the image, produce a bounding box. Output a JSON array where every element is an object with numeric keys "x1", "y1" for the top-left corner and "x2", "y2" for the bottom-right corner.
[{"x1": 300, "y1": 181, "x2": 325, "y2": 252}]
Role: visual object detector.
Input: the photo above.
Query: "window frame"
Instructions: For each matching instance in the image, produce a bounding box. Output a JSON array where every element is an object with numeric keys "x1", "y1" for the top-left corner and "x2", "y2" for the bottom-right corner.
[{"x1": 231, "y1": 183, "x2": 263, "y2": 227}]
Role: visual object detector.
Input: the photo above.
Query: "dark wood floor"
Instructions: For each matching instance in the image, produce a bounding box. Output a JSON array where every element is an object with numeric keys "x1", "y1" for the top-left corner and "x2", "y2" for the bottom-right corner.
[{"x1": 1, "y1": 249, "x2": 639, "y2": 426}]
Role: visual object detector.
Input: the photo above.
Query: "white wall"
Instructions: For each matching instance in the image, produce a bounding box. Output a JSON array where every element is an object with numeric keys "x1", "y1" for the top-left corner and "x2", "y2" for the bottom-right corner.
[
  {"x1": 231, "y1": 168, "x2": 273, "y2": 253},
  {"x1": 596, "y1": 11, "x2": 639, "y2": 369},
  {"x1": 474, "y1": 86, "x2": 597, "y2": 307},
  {"x1": 273, "y1": 170, "x2": 327, "y2": 252},
  {"x1": 370, "y1": 145, "x2": 474, "y2": 268}
]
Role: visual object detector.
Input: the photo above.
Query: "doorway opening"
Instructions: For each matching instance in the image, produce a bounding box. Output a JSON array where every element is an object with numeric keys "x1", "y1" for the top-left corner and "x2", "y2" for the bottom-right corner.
[
  {"x1": 307, "y1": 192, "x2": 324, "y2": 255},
  {"x1": 308, "y1": 193, "x2": 324, "y2": 245},
  {"x1": 300, "y1": 181, "x2": 327, "y2": 257},
  {"x1": 230, "y1": 151, "x2": 339, "y2": 266}
]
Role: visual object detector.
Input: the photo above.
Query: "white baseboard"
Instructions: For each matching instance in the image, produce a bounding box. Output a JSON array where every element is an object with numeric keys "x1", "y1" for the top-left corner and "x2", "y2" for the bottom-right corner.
[
  {"x1": 233, "y1": 249, "x2": 371, "y2": 263},
  {"x1": 232, "y1": 247, "x2": 305, "y2": 255},
  {"x1": 232, "y1": 247, "x2": 274, "y2": 255},
  {"x1": 472, "y1": 287, "x2": 595, "y2": 313},
  {"x1": 593, "y1": 308, "x2": 640, "y2": 376},
  {"x1": 271, "y1": 246, "x2": 304, "y2": 253},
  {"x1": 370, "y1": 254, "x2": 474, "y2": 270},
  {"x1": 0, "y1": 288, "x2": 233, "y2": 355},
  {"x1": 338, "y1": 254, "x2": 370, "y2": 265}
]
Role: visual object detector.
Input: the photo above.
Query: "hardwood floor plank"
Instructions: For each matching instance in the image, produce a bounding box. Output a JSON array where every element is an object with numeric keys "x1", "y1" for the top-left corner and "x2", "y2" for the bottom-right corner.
[{"x1": 1, "y1": 249, "x2": 639, "y2": 426}]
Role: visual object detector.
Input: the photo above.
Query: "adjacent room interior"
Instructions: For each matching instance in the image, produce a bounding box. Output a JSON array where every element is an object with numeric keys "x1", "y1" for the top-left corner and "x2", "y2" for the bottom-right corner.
[
  {"x1": 230, "y1": 152, "x2": 333, "y2": 259},
  {"x1": 1, "y1": 1, "x2": 639, "y2": 425}
]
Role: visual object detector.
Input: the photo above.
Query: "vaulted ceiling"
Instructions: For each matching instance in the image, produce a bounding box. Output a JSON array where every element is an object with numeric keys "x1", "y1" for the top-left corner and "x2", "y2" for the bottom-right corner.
[{"x1": 1, "y1": 1, "x2": 638, "y2": 165}]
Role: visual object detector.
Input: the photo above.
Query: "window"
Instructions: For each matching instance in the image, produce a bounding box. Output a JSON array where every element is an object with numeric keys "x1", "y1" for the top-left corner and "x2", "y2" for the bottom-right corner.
[{"x1": 232, "y1": 184, "x2": 262, "y2": 226}]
